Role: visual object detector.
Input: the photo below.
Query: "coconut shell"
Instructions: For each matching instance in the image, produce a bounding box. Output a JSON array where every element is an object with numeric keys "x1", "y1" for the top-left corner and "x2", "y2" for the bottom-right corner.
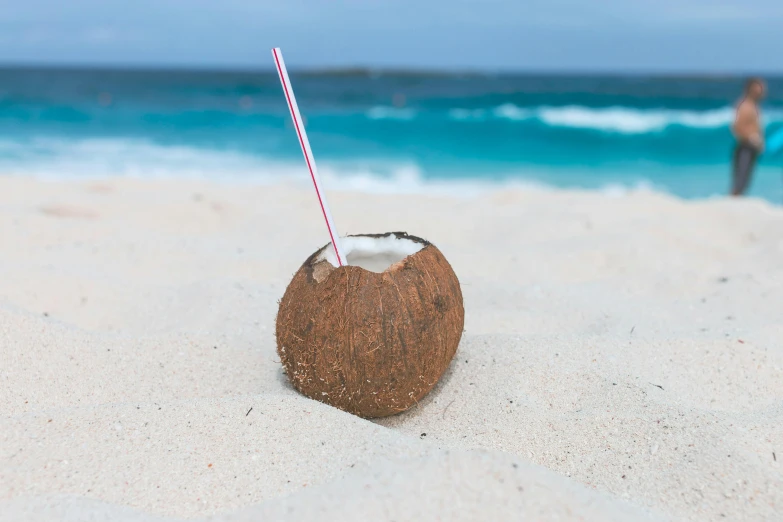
[{"x1": 276, "y1": 232, "x2": 464, "y2": 418}]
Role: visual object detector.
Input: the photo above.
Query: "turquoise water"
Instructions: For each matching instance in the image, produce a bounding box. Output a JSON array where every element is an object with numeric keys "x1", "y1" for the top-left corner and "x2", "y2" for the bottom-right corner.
[{"x1": 2, "y1": 67, "x2": 783, "y2": 201}]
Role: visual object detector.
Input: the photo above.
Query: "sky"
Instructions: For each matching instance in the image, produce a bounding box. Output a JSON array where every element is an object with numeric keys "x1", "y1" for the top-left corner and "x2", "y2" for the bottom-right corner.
[{"x1": 0, "y1": 0, "x2": 782, "y2": 72}]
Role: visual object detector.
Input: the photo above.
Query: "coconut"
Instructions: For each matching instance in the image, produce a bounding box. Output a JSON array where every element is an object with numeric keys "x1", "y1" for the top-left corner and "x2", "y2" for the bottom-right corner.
[{"x1": 276, "y1": 232, "x2": 464, "y2": 418}]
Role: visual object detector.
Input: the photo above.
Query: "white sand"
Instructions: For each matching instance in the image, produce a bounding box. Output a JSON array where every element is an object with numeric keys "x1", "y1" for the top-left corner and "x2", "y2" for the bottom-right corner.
[{"x1": 1, "y1": 176, "x2": 781, "y2": 521}]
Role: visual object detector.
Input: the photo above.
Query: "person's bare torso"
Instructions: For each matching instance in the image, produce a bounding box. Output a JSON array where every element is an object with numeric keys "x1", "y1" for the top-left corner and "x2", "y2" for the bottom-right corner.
[{"x1": 732, "y1": 98, "x2": 763, "y2": 149}]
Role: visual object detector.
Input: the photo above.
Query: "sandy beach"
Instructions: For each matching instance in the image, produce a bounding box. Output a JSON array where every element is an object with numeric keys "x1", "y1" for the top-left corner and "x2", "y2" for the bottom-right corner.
[{"x1": 1, "y1": 176, "x2": 782, "y2": 521}]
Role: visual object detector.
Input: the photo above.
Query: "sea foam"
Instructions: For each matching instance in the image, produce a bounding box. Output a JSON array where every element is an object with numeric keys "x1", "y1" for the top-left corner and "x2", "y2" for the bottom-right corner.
[{"x1": 447, "y1": 104, "x2": 783, "y2": 134}]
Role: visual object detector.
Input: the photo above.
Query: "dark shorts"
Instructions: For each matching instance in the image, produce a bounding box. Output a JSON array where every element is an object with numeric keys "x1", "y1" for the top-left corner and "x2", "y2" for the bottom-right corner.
[{"x1": 731, "y1": 142, "x2": 759, "y2": 195}]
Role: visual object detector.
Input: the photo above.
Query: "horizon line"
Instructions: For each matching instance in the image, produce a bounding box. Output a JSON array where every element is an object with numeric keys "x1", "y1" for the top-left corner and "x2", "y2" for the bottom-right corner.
[{"x1": 0, "y1": 61, "x2": 781, "y2": 79}]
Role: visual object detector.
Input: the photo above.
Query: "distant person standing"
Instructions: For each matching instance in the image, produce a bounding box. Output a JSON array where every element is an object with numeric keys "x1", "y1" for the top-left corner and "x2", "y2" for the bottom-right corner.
[{"x1": 730, "y1": 78, "x2": 766, "y2": 196}]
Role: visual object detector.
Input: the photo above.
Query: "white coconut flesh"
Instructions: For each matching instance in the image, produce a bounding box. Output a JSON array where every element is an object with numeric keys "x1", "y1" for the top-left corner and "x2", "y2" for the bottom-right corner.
[{"x1": 317, "y1": 235, "x2": 425, "y2": 273}]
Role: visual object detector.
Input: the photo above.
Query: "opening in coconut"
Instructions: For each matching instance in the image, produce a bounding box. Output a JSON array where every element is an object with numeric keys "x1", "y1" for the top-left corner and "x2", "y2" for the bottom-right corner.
[{"x1": 317, "y1": 234, "x2": 425, "y2": 273}]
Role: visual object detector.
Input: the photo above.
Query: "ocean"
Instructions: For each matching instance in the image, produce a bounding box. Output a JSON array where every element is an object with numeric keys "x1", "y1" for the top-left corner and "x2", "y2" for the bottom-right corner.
[{"x1": 2, "y1": 67, "x2": 783, "y2": 201}]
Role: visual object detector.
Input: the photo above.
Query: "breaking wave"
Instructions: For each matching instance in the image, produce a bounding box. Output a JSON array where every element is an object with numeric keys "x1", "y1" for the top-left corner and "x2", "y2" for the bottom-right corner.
[
  {"x1": 0, "y1": 136, "x2": 668, "y2": 197},
  {"x1": 450, "y1": 104, "x2": 783, "y2": 134}
]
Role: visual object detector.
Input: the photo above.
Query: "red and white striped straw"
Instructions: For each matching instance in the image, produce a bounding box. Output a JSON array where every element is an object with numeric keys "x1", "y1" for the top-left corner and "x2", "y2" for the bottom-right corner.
[{"x1": 272, "y1": 47, "x2": 347, "y2": 267}]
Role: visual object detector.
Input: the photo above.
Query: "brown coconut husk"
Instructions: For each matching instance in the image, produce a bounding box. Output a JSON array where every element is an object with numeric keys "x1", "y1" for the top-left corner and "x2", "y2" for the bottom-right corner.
[{"x1": 276, "y1": 232, "x2": 464, "y2": 418}]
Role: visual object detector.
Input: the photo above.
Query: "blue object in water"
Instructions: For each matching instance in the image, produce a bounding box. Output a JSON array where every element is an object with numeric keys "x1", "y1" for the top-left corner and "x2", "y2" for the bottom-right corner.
[{"x1": 766, "y1": 129, "x2": 783, "y2": 156}]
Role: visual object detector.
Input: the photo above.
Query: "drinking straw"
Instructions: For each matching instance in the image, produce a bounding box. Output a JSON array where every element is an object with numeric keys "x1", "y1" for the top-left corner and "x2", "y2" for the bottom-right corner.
[{"x1": 272, "y1": 47, "x2": 347, "y2": 266}]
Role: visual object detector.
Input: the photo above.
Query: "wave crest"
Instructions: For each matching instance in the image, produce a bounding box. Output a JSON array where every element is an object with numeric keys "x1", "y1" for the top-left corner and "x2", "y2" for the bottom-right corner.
[
  {"x1": 0, "y1": 137, "x2": 489, "y2": 196},
  {"x1": 448, "y1": 104, "x2": 783, "y2": 134},
  {"x1": 358, "y1": 103, "x2": 783, "y2": 134},
  {"x1": 365, "y1": 106, "x2": 416, "y2": 120},
  {"x1": 536, "y1": 106, "x2": 736, "y2": 133}
]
